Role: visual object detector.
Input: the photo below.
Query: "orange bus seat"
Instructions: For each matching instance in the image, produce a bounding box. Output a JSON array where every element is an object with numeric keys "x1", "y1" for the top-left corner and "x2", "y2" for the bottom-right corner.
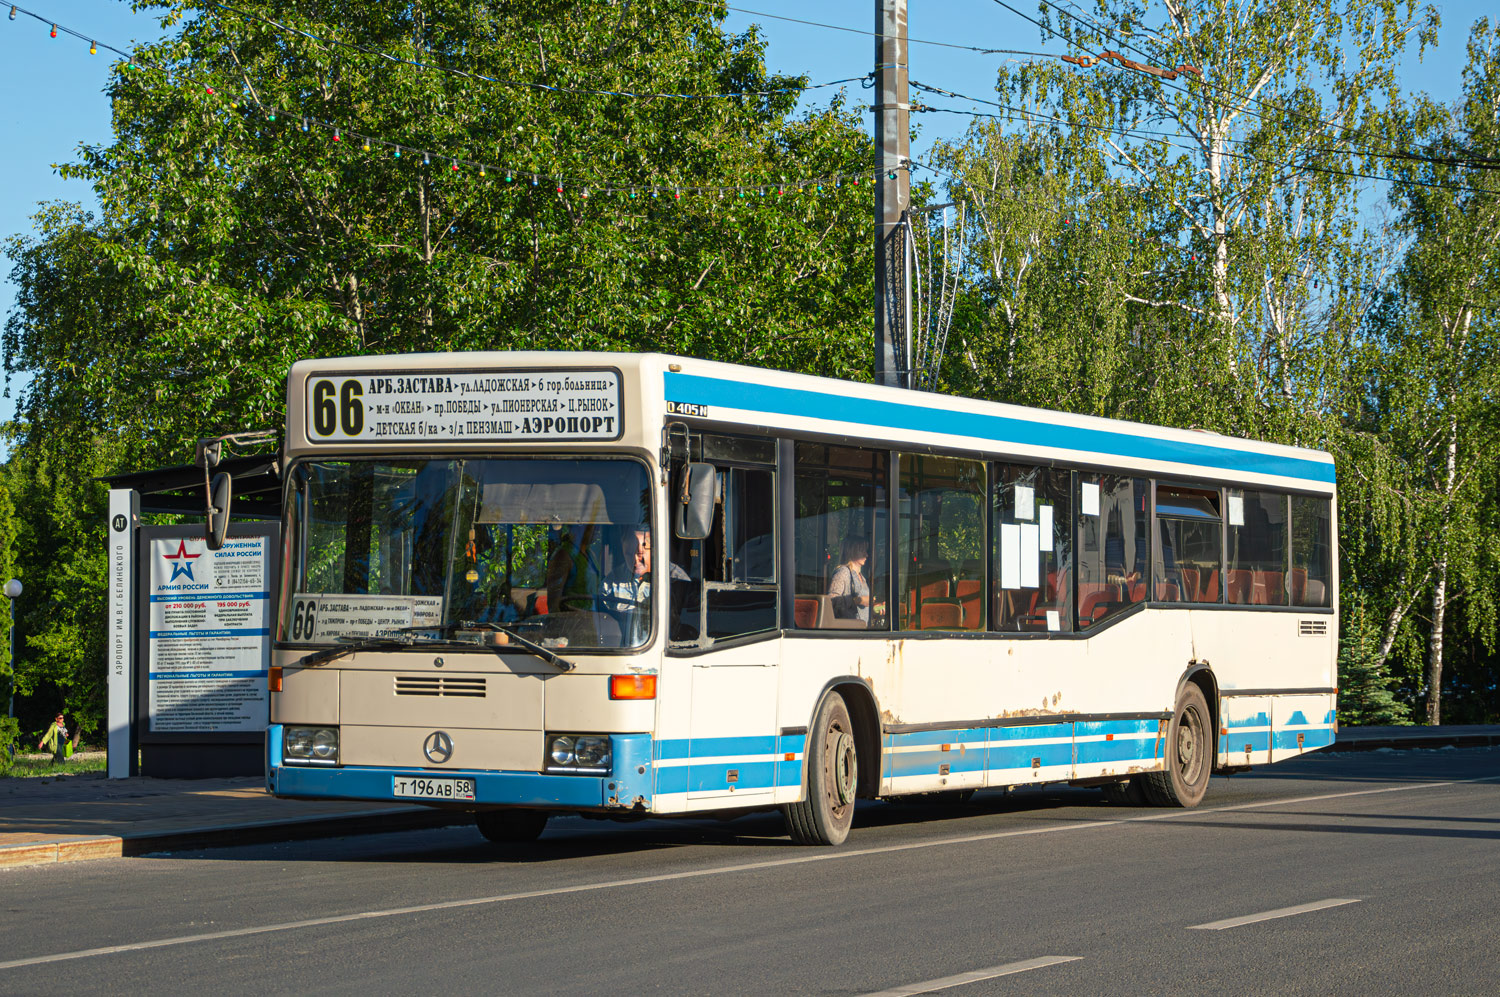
[
  {"x1": 920, "y1": 599, "x2": 962, "y2": 630},
  {"x1": 793, "y1": 597, "x2": 819, "y2": 629}
]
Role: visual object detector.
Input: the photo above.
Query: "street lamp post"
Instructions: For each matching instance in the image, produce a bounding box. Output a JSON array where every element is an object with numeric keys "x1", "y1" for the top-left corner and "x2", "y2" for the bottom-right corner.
[{"x1": 4, "y1": 578, "x2": 20, "y2": 721}]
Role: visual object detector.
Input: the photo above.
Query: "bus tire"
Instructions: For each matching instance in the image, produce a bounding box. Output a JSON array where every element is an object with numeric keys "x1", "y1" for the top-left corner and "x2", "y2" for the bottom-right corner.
[
  {"x1": 784, "y1": 692, "x2": 858, "y2": 845},
  {"x1": 1144, "y1": 684, "x2": 1211, "y2": 808},
  {"x1": 476, "y1": 808, "x2": 549, "y2": 843}
]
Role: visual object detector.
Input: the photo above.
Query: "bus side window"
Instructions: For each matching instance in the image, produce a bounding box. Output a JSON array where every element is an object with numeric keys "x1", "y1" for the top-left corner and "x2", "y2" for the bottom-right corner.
[
  {"x1": 1153, "y1": 483, "x2": 1222, "y2": 604},
  {"x1": 1227, "y1": 489, "x2": 1289, "y2": 606},
  {"x1": 1290, "y1": 495, "x2": 1332, "y2": 607},
  {"x1": 897, "y1": 453, "x2": 985, "y2": 632},
  {"x1": 1076, "y1": 475, "x2": 1148, "y2": 629},
  {"x1": 671, "y1": 443, "x2": 779, "y2": 646},
  {"x1": 791, "y1": 444, "x2": 889, "y2": 631},
  {"x1": 993, "y1": 464, "x2": 1072, "y2": 633}
]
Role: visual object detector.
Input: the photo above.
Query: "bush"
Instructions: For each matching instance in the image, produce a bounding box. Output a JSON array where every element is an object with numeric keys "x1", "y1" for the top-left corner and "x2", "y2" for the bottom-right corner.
[{"x1": 0, "y1": 715, "x2": 18, "y2": 775}]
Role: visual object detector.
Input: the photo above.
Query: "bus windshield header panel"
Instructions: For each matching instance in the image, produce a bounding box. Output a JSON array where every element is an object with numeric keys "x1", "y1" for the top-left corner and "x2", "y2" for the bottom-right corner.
[
  {"x1": 282, "y1": 457, "x2": 654, "y2": 650},
  {"x1": 304, "y1": 367, "x2": 623, "y2": 444}
]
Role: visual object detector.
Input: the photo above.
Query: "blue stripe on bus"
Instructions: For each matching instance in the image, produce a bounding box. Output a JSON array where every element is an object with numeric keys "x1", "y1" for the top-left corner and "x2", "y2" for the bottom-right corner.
[
  {"x1": 650, "y1": 716, "x2": 1337, "y2": 796},
  {"x1": 1075, "y1": 735, "x2": 1159, "y2": 767},
  {"x1": 1225, "y1": 712, "x2": 1271, "y2": 729},
  {"x1": 688, "y1": 734, "x2": 778, "y2": 757},
  {"x1": 1222, "y1": 731, "x2": 1272, "y2": 754},
  {"x1": 664, "y1": 372, "x2": 1336, "y2": 484},
  {"x1": 1274, "y1": 728, "x2": 1334, "y2": 751}
]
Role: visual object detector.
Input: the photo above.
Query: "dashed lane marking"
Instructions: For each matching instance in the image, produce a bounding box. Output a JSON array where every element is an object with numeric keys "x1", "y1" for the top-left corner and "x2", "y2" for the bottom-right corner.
[
  {"x1": 858, "y1": 956, "x2": 1082, "y2": 996},
  {"x1": 1189, "y1": 897, "x2": 1363, "y2": 930}
]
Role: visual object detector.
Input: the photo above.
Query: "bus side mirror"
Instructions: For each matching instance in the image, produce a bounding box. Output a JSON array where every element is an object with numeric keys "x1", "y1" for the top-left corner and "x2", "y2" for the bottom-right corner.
[
  {"x1": 675, "y1": 462, "x2": 716, "y2": 540},
  {"x1": 206, "y1": 472, "x2": 233, "y2": 550}
]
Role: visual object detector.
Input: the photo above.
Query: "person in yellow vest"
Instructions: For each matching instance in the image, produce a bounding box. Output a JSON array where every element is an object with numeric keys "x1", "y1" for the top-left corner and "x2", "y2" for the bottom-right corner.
[{"x1": 38, "y1": 713, "x2": 68, "y2": 763}]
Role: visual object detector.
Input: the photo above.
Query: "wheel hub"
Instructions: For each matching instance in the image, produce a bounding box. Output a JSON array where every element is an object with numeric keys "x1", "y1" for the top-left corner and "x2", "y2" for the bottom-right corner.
[{"x1": 831, "y1": 730, "x2": 856, "y2": 806}]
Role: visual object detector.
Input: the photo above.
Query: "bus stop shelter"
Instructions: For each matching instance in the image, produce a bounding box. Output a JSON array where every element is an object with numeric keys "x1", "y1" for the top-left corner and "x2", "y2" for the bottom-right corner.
[{"x1": 100, "y1": 455, "x2": 282, "y2": 779}]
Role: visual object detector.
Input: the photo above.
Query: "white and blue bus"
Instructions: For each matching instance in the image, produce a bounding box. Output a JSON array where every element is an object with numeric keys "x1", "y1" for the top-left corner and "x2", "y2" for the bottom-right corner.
[{"x1": 266, "y1": 352, "x2": 1337, "y2": 845}]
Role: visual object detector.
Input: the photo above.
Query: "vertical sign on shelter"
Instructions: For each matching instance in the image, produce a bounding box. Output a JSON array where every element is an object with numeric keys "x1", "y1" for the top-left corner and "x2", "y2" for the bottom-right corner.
[
  {"x1": 147, "y1": 534, "x2": 272, "y2": 732},
  {"x1": 107, "y1": 489, "x2": 139, "y2": 778}
]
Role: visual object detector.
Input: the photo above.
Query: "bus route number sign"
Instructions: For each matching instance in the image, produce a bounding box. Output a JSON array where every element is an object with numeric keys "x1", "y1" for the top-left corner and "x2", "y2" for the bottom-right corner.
[{"x1": 305, "y1": 369, "x2": 623, "y2": 443}]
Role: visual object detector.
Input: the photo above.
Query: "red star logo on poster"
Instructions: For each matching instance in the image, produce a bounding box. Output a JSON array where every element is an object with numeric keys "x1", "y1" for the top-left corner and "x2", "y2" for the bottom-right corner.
[{"x1": 162, "y1": 539, "x2": 202, "y2": 581}]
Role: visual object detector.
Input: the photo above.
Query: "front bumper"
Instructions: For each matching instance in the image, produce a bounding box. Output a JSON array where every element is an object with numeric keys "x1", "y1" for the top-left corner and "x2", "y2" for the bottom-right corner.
[{"x1": 266, "y1": 724, "x2": 654, "y2": 811}]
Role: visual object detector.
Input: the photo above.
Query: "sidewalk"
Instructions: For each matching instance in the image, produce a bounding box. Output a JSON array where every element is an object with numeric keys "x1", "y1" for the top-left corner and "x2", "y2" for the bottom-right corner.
[
  {"x1": 3, "y1": 725, "x2": 1496, "y2": 870},
  {"x1": 0, "y1": 764, "x2": 470, "y2": 870},
  {"x1": 1323, "y1": 723, "x2": 1500, "y2": 752}
]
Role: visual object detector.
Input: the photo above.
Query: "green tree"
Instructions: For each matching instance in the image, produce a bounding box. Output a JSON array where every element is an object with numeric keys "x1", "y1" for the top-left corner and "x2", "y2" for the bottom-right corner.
[
  {"x1": 1373, "y1": 17, "x2": 1500, "y2": 724},
  {"x1": 1, "y1": 446, "x2": 113, "y2": 742},
  {"x1": 5, "y1": 0, "x2": 876, "y2": 475}
]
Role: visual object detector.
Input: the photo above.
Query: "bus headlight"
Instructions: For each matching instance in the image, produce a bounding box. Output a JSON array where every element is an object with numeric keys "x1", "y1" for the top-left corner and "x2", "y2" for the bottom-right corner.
[
  {"x1": 545, "y1": 734, "x2": 611, "y2": 774},
  {"x1": 549, "y1": 736, "x2": 576, "y2": 767},
  {"x1": 284, "y1": 726, "x2": 339, "y2": 765},
  {"x1": 573, "y1": 736, "x2": 612, "y2": 770}
]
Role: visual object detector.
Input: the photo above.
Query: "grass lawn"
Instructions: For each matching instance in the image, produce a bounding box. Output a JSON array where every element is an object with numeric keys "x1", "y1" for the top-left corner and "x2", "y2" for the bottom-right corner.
[{"x1": 3, "y1": 750, "x2": 107, "y2": 778}]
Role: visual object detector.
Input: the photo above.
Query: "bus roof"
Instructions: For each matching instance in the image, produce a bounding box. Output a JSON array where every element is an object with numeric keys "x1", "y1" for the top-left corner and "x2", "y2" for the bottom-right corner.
[{"x1": 287, "y1": 351, "x2": 1336, "y2": 492}]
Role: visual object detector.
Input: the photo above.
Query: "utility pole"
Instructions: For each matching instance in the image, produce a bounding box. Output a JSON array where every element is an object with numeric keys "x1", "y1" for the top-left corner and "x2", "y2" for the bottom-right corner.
[{"x1": 874, "y1": 0, "x2": 910, "y2": 389}]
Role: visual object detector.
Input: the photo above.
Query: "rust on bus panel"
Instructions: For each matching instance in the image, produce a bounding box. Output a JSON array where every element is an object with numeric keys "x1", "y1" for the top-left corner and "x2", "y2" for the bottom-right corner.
[
  {"x1": 994, "y1": 706, "x2": 1080, "y2": 719},
  {"x1": 877, "y1": 640, "x2": 907, "y2": 725}
]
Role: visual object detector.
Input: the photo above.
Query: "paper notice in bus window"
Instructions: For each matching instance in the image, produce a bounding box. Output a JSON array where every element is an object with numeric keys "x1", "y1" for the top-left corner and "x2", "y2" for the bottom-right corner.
[
  {"x1": 1082, "y1": 482, "x2": 1100, "y2": 516},
  {"x1": 1020, "y1": 523, "x2": 1040, "y2": 588},
  {"x1": 1228, "y1": 494, "x2": 1245, "y2": 526},
  {"x1": 1046, "y1": 610, "x2": 1060, "y2": 631},
  {"x1": 1014, "y1": 485, "x2": 1035, "y2": 521},
  {"x1": 1000, "y1": 523, "x2": 1021, "y2": 589},
  {"x1": 1039, "y1": 504, "x2": 1054, "y2": 551}
]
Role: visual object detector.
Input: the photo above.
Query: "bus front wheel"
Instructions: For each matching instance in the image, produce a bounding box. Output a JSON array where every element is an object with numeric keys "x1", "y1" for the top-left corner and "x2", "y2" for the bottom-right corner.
[
  {"x1": 476, "y1": 808, "x2": 549, "y2": 843},
  {"x1": 1144, "y1": 684, "x2": 1211, "y2": 808},
  {"x1": 784, "y1": 692, "x2": 858, "y2": 845}
]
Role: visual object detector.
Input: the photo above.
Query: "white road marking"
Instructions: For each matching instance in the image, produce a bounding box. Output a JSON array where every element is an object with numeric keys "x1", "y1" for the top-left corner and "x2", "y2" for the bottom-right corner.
[
  {"x1": 0, "y1": 776, "x2": 1488, "y2": 971},
  {"x1": 858, "y1": 956, "x2": 1081, "y2": 996},
  {"x1": 1188, "y1": 897, "x2": 1363, "y2": 930}
]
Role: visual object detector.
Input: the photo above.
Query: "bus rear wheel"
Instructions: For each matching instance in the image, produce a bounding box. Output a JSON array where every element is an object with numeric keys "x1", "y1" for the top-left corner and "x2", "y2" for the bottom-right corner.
[
  {"x1": 1144, "y1": 684, "x2": 1211, "y2": 808},
  {"x1": 476, "y1": 808, "x2": 549, "y2": 843},
  {"x1": 784, "y1": 692, "x2": 858, "y2": 845}
]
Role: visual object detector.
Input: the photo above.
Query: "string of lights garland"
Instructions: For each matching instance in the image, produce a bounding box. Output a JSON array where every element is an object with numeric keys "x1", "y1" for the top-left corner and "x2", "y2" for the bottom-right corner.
[
  {"x1": 912, "y1": 81, "x2": 1499, "y2": 199},
  {"x1": 9, "y1": 3, "x2": 903, "y2": 199},
  {"x1": 203, "y1": 1, "x2": 873, "y2": 102},
  {"x1": 910, "y1": 158, "x2": 1483, "y2": 309},
  {"x1": 7, "y1": 3, "x2": 129, "y2": 58}
]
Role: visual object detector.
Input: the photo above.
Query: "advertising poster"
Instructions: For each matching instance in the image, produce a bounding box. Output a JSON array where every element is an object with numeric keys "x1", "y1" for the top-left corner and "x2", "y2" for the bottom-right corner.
[{"x1": 147, "y1": 534, "x2": 271, "y2": 732}]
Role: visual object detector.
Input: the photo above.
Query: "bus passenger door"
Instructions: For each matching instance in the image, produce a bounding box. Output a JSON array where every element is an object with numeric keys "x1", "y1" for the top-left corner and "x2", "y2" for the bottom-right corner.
[{"x1": 673, "y1": 457, "x2": 781, "y2": 802}]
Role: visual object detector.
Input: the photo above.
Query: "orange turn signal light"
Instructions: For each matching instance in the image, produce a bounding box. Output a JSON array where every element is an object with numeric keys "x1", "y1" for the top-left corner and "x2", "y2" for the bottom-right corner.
[
  {"x1": 610, "y1": 674, "x2": 657, "y2": 700},
  {"x1": 268, "y1": 666, "x2": 283, "y2": 692}
]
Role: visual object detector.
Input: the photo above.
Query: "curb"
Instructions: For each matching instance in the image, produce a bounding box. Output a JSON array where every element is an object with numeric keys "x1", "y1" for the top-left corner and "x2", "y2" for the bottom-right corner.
[
  {"x1": 1327, "y1": 732, "x2": 1500, "y2": 753},
  {"x1": 0, "y1": 807, "x2": 474, "y2": 870}
]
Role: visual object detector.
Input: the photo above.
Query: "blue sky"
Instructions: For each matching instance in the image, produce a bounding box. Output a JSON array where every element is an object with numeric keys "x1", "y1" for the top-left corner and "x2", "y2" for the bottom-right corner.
[{"x1": 0, "y1": 0, "x2": 1490, "y2": 450}]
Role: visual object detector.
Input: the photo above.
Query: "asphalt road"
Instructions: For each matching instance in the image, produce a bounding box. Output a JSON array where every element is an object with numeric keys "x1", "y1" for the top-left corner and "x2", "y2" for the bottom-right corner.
[{"x1": 2, "y1": 747, "x2": 1497, "y2": 996}]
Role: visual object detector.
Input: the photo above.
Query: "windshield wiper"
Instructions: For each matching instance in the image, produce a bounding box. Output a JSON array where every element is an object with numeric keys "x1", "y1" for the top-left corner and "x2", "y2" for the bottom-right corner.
[
  {"x1": 295, "y1": 632, "x2": 455, "y2": 667},
  {"x1": 295, "y1": 623, "x2": 577, "y2": 672},
  {"x1": 455, "y1": 621, "x2": 576, "y2": 672}
]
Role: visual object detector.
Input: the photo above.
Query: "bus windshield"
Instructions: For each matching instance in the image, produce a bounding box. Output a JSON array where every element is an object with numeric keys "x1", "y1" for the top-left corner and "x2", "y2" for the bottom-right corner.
[{"x1": 283, "y1": 457, "x2": 654, "y2": 649}]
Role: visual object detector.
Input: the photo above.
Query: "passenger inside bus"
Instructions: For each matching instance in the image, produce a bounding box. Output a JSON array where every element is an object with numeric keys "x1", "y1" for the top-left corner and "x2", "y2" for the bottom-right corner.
[{"x1": 827, "y1": 536, "x2": 872, "y2": 623}]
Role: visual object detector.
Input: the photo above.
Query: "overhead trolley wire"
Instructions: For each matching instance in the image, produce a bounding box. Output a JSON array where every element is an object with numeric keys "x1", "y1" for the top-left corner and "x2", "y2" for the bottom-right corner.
[
  {"x1": 997, "y1": 0, "x2": 1500, "y2": 173},
  {"x1": 911, "y1": 80, "x2": 1500, "y2": 198},
  {"x1": 912, "y1": 157, "x2": 1490, "y2": 310}
]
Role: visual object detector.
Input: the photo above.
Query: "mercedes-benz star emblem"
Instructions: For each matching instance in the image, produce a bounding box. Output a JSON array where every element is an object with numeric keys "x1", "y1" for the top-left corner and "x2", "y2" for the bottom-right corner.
[{"x1": 423, "y1": 730, "x2": 454, "y2": 764}]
